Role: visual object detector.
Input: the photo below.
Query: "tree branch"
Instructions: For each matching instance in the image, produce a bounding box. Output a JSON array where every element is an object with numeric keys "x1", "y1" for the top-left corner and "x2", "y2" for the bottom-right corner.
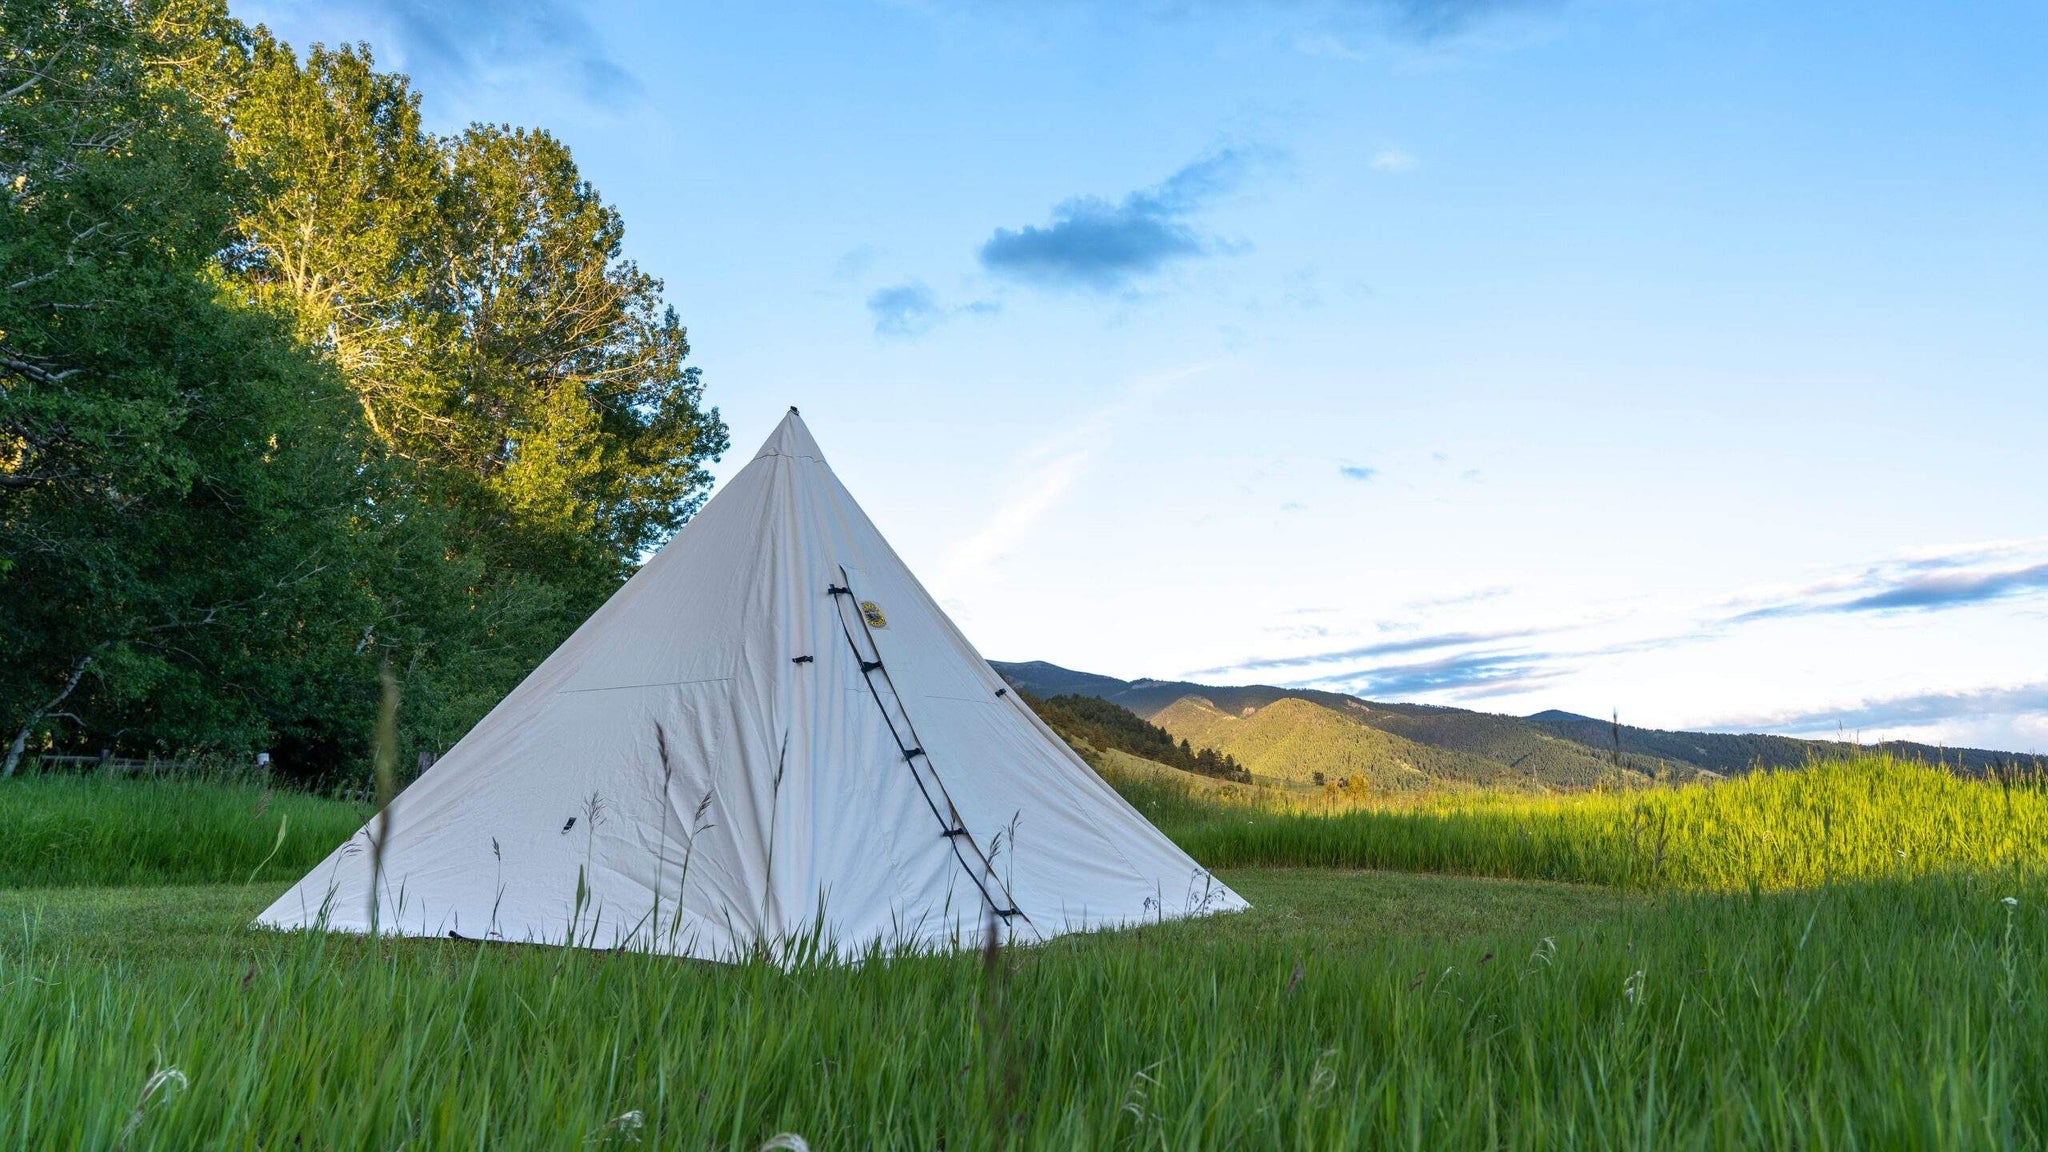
[
  {"x1": 3, "y1": 650, "x2": 97, "y2": 778},
  {"x1": 0, "y1": 471, "x2": 76, "y2": 490},
  {"x1": 0, "y1": 355, "x2": 82, "y2": 387}
]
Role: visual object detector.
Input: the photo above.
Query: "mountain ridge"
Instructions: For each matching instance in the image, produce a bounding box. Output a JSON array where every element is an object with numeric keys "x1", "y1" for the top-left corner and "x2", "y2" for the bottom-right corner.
[{"x1": 992, "y1": 660, "x2": 2037, "y2": 785}]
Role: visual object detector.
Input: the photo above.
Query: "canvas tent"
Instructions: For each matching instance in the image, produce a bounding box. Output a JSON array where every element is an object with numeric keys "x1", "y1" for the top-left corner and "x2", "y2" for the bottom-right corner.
[{"x1": 258, "y1": 409, "x2": 1245, "y2": 960}]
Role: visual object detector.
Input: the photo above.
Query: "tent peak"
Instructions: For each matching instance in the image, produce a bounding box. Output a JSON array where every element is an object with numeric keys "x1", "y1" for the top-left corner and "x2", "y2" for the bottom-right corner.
[{"x1": 752, "y1": 406, "x2": 828, "y2": 465}]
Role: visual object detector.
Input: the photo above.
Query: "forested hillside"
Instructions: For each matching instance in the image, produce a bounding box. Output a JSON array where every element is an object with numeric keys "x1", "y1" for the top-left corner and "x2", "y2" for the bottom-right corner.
[
  {"x1": 0, "y1": 0, "x2": 725, "y2": 782},
  {"x1": 1024, "y1": 692, "x2": 1249, "y2": 782},
  {"x1": 994, "y1": 660, "x2": 2034, "y2": 792},
  {"x1": 1150, "y1": 695, "x2": 1603, "y2": 793}
]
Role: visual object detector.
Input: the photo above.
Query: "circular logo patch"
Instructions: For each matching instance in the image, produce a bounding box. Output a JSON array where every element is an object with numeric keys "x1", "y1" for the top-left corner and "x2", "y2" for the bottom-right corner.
[{"x1": 860, "y1": 601, "x2": 888, "y2": 629}]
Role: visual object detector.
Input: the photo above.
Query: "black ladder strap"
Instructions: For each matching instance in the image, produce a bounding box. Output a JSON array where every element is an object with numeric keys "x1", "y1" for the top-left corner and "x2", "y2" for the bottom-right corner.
[{"x1": 828, "y1": 568, "x2": 1026, "y2": 927}]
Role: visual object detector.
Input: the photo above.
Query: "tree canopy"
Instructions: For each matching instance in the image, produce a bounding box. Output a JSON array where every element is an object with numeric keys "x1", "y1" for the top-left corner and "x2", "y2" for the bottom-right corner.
[{"x1": 1, "y1": 0, "x2": 726, "y2": 783}]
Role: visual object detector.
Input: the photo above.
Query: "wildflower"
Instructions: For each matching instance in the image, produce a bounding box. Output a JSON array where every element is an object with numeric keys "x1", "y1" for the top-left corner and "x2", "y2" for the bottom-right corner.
[
  {"x1": 590, "y1": 1111, "x2": 644, "y2": 1144},
  {"x1": 2002, "y1": 896, "x2": 2019, "y2": 907},
  {"x1": 116, "y1": 1068, "x2": 187, "y2": 1150}
]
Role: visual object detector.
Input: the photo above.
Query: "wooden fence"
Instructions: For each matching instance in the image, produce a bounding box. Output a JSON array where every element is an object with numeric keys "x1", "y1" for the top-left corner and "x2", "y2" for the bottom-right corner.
[{"x1": 32, "y1": 751, "x2": 193, "y2": 776}]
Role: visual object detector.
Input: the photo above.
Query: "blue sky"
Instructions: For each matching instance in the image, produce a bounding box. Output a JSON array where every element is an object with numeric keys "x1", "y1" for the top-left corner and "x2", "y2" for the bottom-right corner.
[{"x1": 242, "y1": 0, "x2": 2048, "y2": 751}]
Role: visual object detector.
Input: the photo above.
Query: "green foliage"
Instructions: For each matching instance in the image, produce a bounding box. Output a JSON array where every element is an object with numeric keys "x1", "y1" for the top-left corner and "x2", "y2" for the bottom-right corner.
[
  {"x1": 0, "y1": 773, "x2": 369, "y2": 887},
  {"x1": 1, "y1": 2, "x2": 725, "y2": 783},
  {"x1": 1151, "y1": 695, "x2": 1592, "y2": 792},
  {"x1": 1118, "y1": 754, "x2": 2048, "y2": 890},
  {"x1": 204, "y1": 30, "x2": 728, "y2": 775},
  {"x1": 2, "y1": 868, "x2": 2042, "y2": 1147},
  {"x1": 0, "y1": 0, "x2": 383, "y2": 772},
  {"x1": 1028, "y1": 691, "x2": 1249, "y2": 782},
  {"x1": 217, "y1": 34, "x2": 727, "y2": 591}
]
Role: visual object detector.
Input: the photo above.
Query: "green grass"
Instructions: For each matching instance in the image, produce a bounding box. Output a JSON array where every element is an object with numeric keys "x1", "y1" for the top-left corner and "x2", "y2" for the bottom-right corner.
[
  {"x1": 2, "y1": 870, "x2": 2041, "y2": 1149},
  {"x1": 14, "y1": 753, "x2": 2037, "y2": 897},
  {"x1": 1118, "y1": 755, "x2": 2048, "y2": 891},
  {"x1": 3, "y1": 756, "x2": 2045, "y2": 1146},
  {"x1": 0, "y1": 773, "x2": 370, "y2": 887}
]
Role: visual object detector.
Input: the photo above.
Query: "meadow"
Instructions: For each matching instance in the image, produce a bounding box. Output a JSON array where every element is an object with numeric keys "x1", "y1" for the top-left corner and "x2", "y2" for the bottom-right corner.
[
  {"x1": 1112, "y1": 755, "x2": 2048, "y2": 891},
  {"x1": 1, "y1": 756, "x2": 2043, "y2": 1148},
  {"x1": 0, "y1": 774, "x2": 369, "y2": 888}
]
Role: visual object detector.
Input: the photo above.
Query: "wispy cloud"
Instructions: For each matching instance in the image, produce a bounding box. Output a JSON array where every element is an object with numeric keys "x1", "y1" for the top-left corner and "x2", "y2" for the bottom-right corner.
[
  {"x1": 935, "y1": 366, "x2": 1208, "y2": 597},
  {"x1": 867, "y1": 282, "x2": 941, "y2": 338},
  {"x1": 248, "y1": 0, "x2": 638, "y2": 101},
  {"x1": 1708, "y1": 682, "x2": 2048, "y2": 744},
  {"x1": 1406, "y1": 585, "x2": 1512, "y2": 610},
  {"x1": 1192, "y1": 626, "x2": 1548, "y2": 677},
  {"x1": 864, "y1": 281, "x2": 1001, "y2": 338},
  {"x1": 1832, "y1": 563, "x2": 2048, "y2": 613},
  {"x1": 1725, "y1": 543, "x2": 2048, "y2": 623},
  {"x1": 1291, "y1": 0, "x2": 1563, "y2": 59},
  {"x1": 1338, "y1": 464, "x2": 1378, "y2": 481},
  {"x1": 1368, "y1": 0, "x2": 1558, "y2": 41},
  {"x1": 978, "y1": 148, "x2": 1260, "y2": 291},
  {"x1": 1370, "y1": 149, "x2": 1419, "y2": 172},
  {"x1": 1292, "y1": 650, "x2": 1565, "y2": 699},
  {"x1": 832, "y1": 245, "x2": 881, "y2": 282}
]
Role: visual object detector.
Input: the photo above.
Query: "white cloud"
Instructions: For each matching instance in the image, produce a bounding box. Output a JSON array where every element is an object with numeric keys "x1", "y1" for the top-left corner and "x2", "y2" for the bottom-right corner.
[
  {"x1": 1371, "y1": 149, "x2": 1420, "y2": 173},
  {"x1": 933, "y1": 365, "x2": 1208, "y2": 598}
]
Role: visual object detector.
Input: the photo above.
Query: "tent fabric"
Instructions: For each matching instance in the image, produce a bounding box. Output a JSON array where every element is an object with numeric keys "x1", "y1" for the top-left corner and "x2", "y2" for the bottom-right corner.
[{"x1": 257, "y1": 409, "x2": 1246, "y2": 960}]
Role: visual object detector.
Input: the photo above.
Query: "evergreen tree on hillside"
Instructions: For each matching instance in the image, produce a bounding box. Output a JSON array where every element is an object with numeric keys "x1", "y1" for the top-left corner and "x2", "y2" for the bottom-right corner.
[{"x1": 1024, "y1": 692, "x2": 1250, "y2": 782}]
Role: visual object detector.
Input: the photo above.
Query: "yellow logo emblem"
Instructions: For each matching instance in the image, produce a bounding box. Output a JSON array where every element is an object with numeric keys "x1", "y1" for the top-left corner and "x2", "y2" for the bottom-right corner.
[{"x1": 860, "y1": 600, "x2": 887, "y2": 629}]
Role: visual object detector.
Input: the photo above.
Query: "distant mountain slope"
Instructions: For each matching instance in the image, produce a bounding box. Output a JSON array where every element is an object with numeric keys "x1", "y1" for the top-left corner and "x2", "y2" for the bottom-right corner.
[
  {"x1": 1357, "y1": 706, "x2": 1691, "y2": 786},
  {"x1": 993, "y1": 664, "x2": 1374, "y2": 723},
  {"x1": 995, "y1": 661, "x2": 1675, "y2": 789},
  {"x1": 991, "y1": 660, "x2": 2037, "y2": 788},
  {"x1": 1152, "y1": 696, "x2": 1545, "y2": 793},
  {"x1": 991, "y1": 661, "x2": 1136, "y2": 701},
  {"x1": 1520, "y1": 712, "x2": 2024, "y2": 775}
]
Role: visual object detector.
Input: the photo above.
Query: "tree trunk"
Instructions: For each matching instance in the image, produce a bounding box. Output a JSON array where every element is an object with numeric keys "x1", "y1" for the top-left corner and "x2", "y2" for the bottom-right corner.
[{"x1": 3, "y1": 653, "x2": 93, "y2": 778}]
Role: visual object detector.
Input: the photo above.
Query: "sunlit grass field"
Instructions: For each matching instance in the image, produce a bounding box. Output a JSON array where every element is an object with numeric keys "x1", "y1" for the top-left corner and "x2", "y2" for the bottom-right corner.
[
  {"x1": 1117, "y1": 755, "x2": 2048, "y2": 891},
  {"x1": 2, "y1": 755, "x2": 2043, "y2": 1148}
]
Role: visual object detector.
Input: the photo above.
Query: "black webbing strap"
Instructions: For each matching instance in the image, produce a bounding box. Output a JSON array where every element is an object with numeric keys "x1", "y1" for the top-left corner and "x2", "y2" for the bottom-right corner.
[{"x1": 828, "y1": 568, "x2": 1025, "y2": 927}]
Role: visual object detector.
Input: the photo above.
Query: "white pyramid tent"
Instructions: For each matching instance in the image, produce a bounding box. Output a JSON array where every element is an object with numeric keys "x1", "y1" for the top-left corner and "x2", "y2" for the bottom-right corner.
[{"x1": 259, "y1": 409, "x2": 1245, "y2": 960}]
